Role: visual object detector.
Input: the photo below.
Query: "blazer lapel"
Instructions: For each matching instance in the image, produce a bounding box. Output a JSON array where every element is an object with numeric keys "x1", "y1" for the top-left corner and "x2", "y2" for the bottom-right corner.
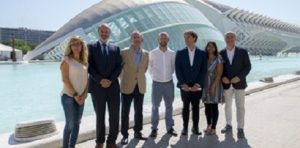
[
  {"x1": 231, "y1": 48, "x2": 238, "y2": 65},
  {"x1": 96, "y1": 41, "x2": 102, "y2": 56},
  {"x1": 222, "y1": 49, "x2": 230, "y2": 65},
  {"x1": 107, "y1": 43, "x2": 114, "y2": 59},
  {"x1": 129, "y1": 47, "x2": 138, "y2": 72},
  {"x1": 192, "y1": 48, "x2": 200, "y2": 68},
  {"x1": 183, "y1": 48, "x2": 191, "y2": 67},
  {"x1": 140, "y1": 50, "x2": 147, "y2": 71}
]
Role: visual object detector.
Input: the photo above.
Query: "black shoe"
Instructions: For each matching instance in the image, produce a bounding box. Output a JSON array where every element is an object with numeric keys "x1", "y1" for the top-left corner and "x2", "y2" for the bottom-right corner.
[
  {"x1": 134, "y1": 132, "x2": 148, "y2": 140},
  {"x1": 121, "y1": 137, "x2": 128, "y2": 145},
  {"x1": 221, "y1": 124, "x2": 232, "y2": 134},
  {"x1": 167, "y1": 128, "x2": 178, "y2": 137},
  {"x1": 150, "y1": 129, "x2": 158, "y2": 138},
  {"x1": 106, "y1": 143, "x2": 117, "y2": 148},
  {"x1": 95, "y1": 143, "x2": 103, "y2": 148},
  {"x1": 237, "y1": 128, "x2": 245, "y2": 139},
  {"x1": 192, "y1": 127, "x2": 202, "y2": 135},
  {"x1": 181, "y1": 128, "x2": 188, "y2": 136}
]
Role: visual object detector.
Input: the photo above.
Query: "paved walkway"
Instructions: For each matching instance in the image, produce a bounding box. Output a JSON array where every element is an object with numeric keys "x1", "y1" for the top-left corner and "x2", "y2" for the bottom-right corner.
[{"x1": 77, "y1": 80, "x2": 300, "y2": 148}]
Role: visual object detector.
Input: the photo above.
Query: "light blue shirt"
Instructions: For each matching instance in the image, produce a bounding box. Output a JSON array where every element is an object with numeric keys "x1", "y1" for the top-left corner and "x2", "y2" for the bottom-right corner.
[{"x1": 134, "y1": 49, "x2": 142, "y2": 68}]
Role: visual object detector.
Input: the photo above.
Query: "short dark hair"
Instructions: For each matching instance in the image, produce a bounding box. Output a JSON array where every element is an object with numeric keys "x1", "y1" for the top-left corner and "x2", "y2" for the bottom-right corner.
[
  {"x1": 205, "y1": 41, "x2": 219, "y2": 56},
  {"x1": 184, "y1": 30, "x2": 198, "y2": 42}
]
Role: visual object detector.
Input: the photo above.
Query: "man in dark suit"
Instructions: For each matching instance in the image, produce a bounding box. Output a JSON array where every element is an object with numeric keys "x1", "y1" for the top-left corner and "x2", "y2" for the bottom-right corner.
[
  {"x1": 175, "y1": 30, "x2": 207, "y2": 136},
  {"x1": 88, "y1": 24, "x2": 122, "y2": 148},
  {"x1": 220, "y1": 32, "x2": 251, "y2": 139}
]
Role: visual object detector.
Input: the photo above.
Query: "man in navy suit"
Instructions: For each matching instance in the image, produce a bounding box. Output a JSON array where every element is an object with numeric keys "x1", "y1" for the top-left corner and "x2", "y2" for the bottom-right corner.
[
  {"x1": 175, "y1": 30, "x2": 207, "y2": 136},
  {"x1": 88, "y1": 24, "x2": 122, "y2": 148},
  {"x1": 220, "y1": 32, "x2": 251, "y2": 139}
]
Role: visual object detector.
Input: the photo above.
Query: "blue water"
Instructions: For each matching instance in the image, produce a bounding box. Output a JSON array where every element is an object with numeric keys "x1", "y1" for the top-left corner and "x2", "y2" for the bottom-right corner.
[{"x1": 0, "y1": 56, "x2": 300, "y2": 134}]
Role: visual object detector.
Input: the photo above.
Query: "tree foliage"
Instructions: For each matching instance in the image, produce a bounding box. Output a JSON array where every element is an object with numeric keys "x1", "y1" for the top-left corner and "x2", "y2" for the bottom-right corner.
[{"x1": 2, "y1": 39, "x2": 36, "y2": 54}]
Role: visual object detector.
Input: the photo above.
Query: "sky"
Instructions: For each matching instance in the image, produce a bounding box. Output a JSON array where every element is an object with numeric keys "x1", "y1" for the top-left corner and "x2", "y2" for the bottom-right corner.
[{"x1": 0, "y1": 0, "x2": 299, "y2": 31}]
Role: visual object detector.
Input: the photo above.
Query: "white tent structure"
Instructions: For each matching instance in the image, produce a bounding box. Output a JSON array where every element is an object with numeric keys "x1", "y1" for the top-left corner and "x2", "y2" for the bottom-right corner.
[{"x1": 0, "y1": 43, "x2": 23, "y2": 61}]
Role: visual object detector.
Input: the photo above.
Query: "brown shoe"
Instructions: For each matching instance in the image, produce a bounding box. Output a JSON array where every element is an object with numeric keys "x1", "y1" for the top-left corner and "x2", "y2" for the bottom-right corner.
[
  {"x1": 95, "y1": 143, "x2": 103, "y2": 148},
  {"x1": 106, "y1": 143, "x2": 117, "y2": 148},
  {"x1": 207, "y1": 129, "x2": 216, "y2": 135},
  {"x1": 204, "y1": 125, "x2": 212, "y2": 134},
  {"x1": 210, "y1": 129, "x2": 216, "y2": 135}
]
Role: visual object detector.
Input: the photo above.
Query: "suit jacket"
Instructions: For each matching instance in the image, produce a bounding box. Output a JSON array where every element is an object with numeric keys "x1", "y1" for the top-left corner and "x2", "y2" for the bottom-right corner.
[
  {"x1": 220, "y1": 47, "x2": 251, "y2": 90},
  {"x1": 175, "y1": 47, "x2": 207, "y2": 89},
  {"x1": 120, "y1": 47, "x2": 149, "y2": 94},
  {"x1": 88, "y1": 41, "x2": 122, "y2": 93}
]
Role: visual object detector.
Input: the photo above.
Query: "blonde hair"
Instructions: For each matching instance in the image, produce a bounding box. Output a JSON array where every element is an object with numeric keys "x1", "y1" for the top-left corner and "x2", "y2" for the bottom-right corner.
[{"x1": 64, "y1": 36, "x2": 88, "y2": 65}]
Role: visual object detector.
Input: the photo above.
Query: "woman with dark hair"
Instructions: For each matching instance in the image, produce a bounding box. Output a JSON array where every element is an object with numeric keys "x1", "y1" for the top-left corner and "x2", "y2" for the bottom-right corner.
[{"x1": 202, "y1": 41, "x2": 224, "y2": 135}]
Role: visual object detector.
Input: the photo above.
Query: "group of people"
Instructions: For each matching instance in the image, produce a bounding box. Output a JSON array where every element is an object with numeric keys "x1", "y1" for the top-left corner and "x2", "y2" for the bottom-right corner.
[{"x1": 60, "y1": 23, "x2": 251, "y2": 148}]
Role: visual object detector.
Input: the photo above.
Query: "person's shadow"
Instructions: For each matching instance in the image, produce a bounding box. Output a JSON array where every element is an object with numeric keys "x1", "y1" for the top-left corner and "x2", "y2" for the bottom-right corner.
[
  {"x1": 198, "y1": 134, "x2": 220, "y2": 148},
  {"x1": 171, "y1": 134, "x2": 199, "y2": 148},
  {"x1": 117, "y1": 132, "x2": 252, "y2": 148},
  {"x1": 219, "y1": 132, "x2": 251, "y2": 148},
  {"x1": 142, "y1": 133, "x2": 172, "y2": 147},
  {"x1": 155, "y1": 133, "x2": 172, "y2": 147},
  {"x1": 170, "y1": 132, "x2": 251, "y2": 148}
]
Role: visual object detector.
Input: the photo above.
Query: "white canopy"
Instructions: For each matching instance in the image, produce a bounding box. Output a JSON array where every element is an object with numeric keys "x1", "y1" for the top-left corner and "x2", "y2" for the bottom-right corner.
[{"x1": 0, "y1": 43, "x2": 23, "y2": 60}]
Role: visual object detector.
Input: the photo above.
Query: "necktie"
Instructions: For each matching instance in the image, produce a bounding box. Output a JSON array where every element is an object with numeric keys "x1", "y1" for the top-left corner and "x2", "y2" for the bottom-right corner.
[{"x1": 102, "y1": 44, "x2": 107, "y2": 56}]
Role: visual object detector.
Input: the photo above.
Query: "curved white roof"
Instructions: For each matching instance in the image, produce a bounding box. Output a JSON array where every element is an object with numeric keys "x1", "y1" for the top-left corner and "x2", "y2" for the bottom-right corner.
[
  {"x1": 35, "y1": 0, "x2": 186, "y2": 50},
  {"x1": 0, "y1": 43, "x2": 21, "y2": 52}
]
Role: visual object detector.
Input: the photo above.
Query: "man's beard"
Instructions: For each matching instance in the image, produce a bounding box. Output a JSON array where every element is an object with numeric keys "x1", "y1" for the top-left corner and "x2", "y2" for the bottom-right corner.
[{"x1": 160, "y1": 42, "x2": 167, "y2": 47}]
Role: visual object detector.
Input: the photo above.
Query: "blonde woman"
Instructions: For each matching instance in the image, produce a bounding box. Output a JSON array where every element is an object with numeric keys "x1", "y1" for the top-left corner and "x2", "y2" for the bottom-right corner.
[{"x1": 60, "y1": 36, "x2": 88, "y2": 148}]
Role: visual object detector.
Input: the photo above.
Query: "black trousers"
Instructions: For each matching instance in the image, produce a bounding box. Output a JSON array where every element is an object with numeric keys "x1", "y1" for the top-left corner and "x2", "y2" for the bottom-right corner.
[
  {"x1": 204, "y1": 103, "x2": 219, "y2": 129},
  {"x1": 91, "y1": 86, "x2": 120, "y2": 144},
  {"x1": 180, "y1": 90, "x2": 202, "y2": 130},
  {"x1": 121, "y1": 85, "x2": 144, "y2": 137}
]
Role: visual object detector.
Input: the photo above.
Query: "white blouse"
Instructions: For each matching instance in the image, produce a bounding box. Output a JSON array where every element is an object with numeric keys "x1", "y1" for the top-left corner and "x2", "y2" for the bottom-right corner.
[{"x1": 61, "y1": 56, "x2": 88, "y2": 97}]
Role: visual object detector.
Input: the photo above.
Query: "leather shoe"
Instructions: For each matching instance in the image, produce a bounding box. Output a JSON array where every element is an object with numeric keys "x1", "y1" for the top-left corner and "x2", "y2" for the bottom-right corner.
[
  {"x1": 121, "y1": 137, "x2": 128, "y2": 145},
  {"x1": 181, "y1": 128, "x2": 188, "y2": 136},
  {"x1": 95, "y1": 143, "x2": 103, "y2": 148},
  {"x1": 192, "y1": 127, "x2": 202, "y2": 135},
  {"x1": 150, "y1": 130, "x2": 158, "y2": 138},
  {"x1": 167, "y1": 128, "x2": 178, "y2": 137},
  {"x1": 134, "y1": 132, "x2": 148, "y2": 140}
]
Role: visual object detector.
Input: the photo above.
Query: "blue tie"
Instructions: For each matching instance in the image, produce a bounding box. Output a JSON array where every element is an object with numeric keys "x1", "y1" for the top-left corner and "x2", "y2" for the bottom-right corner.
[{"x1": 102, "y1": 44, "x2": 107, "y2": 56}]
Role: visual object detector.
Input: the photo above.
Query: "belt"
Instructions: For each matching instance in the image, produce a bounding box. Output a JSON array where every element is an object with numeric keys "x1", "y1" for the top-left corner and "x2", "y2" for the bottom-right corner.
[{"x1": 153, "y1": 79, "x2": 173, "y2": 84}]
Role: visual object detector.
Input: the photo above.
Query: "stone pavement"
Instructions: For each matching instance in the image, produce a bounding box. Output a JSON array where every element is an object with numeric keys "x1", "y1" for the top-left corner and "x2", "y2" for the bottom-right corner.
[{"x1": 77, "y1": 80, "x2": 300, "y2": 148}]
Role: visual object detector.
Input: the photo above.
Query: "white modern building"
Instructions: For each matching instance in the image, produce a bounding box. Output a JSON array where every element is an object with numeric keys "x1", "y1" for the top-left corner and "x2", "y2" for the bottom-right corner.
[
  {"x1": 24, "y1": 0, "x2": 300, "y2": 60},
  {"x1": 0, "y1": 43, "x2": 23, "y2": 61}
]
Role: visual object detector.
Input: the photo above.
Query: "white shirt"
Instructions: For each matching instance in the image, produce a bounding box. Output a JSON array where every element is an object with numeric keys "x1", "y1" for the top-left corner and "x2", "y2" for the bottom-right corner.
[
  {"x1": 226, "y1": 47, "x2": 236, "y2": 89},
  {"x1": 188, "y1": 47, "x2": 196, "y2": 66},
  {"x1": 149, "y1": 47, "x2": 175, "y2": 82},
  {"x1": 226, "y1": 47, "x2": 235, "y2": 65}
]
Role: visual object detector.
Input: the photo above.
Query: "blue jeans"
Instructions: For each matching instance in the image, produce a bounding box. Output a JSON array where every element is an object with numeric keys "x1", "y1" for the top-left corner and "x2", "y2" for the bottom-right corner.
[{"x1": 61, "y1": 94, "x2": 84, "y2": 148}]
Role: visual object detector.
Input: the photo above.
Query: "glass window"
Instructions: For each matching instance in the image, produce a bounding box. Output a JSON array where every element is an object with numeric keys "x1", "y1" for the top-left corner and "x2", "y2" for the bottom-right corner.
[
  {"x1": 135, "y1": 10, "x2": 145, "y2": 20},
  {"x1": 87, "y1": 30, "x2": 97, "y2": 41},
  {"x1": 126, "y1": 14, "x2": 138, "y2": 23},
  {"x1": 108, "y1": 21, "x2": 121, "y2": 41},
  {"x1": 117, "y1": 17, "x2": 129, "y2": 29}
]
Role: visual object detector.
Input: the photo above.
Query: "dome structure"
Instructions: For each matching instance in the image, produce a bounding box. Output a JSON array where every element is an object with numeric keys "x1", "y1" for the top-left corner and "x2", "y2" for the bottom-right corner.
[
  {"x1": 24, "y1": 0, "x2": 300, "y2": 60},
  {"x1": 24, "y1": 0, "x2": 225, "y2": 60}
]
